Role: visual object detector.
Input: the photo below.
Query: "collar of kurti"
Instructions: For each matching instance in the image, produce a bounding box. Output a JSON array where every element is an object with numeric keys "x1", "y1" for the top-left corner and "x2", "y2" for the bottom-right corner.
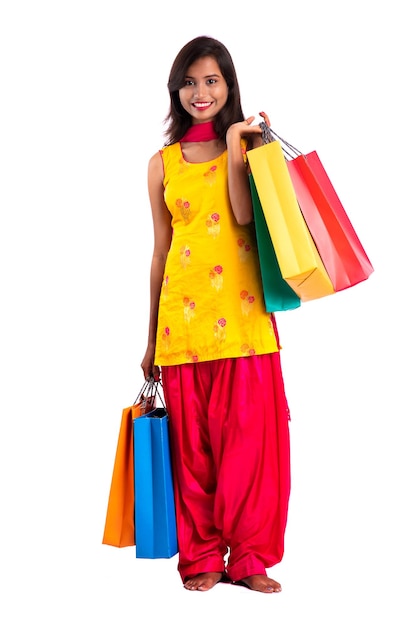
[{"x1": 180, "y1": 121, "x2": 219, "y2": 142}]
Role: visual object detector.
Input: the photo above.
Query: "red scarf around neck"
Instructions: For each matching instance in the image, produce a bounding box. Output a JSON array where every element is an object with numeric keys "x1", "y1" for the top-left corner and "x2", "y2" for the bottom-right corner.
[{"x1": 180, "y1": 121, "x2": 219, "y2": 142}]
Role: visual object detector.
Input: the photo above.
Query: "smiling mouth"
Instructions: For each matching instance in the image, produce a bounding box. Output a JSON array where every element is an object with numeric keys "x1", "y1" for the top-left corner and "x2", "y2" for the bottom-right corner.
[{"x1": 192, "y1": 102, "x2": 212, "y2": 110}]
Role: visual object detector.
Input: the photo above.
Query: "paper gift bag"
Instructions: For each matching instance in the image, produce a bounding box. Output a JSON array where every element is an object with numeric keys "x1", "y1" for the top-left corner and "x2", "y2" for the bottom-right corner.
[
  {"x1": 102, "y1": 383, "x2": 156, "y2": 548},
  {"x1": 284, "y1": 147, "x2": 374, "y2": 291},
  {"x1": 133, "y1": 406, "x2": 178, "y2": 559},
  {"x1": 247, "y1": 138, "x2": 335, "y2": 302},
  {"x1": 250, "y1": 173, "x2": 301, "y2": 312}
]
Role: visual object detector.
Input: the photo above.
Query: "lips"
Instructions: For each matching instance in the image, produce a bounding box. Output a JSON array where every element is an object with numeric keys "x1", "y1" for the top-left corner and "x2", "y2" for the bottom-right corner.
[{"x1": 192, "y1": 102, "x2": 212, "y2": 110}]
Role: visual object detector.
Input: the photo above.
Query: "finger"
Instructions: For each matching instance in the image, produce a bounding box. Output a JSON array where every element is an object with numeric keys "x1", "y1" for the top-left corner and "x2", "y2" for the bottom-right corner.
[
  {"x1": 144, "y1": 366, "x2": 155, "y2": 381},
  {"x1": 245, "y1": 116, "x2": 255, "y2": 126},
  {"x1": 259, "y1": 111, "x2": 271, "y2": 126}
]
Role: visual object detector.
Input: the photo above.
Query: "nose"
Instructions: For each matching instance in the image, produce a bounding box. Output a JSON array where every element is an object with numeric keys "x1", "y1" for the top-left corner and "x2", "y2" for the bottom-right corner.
[{"x1": 193, "y1": 81, "x2": 206, "y2": 98}]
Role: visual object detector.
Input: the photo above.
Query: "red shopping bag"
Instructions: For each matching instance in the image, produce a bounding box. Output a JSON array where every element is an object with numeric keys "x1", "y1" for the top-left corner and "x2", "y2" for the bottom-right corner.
[{"x1": 263, "y1": 125, "x2": 374, "y2": 292}]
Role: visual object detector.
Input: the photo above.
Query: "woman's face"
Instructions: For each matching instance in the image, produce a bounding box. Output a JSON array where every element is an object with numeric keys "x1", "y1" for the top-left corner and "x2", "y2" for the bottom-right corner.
[{"x1": 179, "y1": 56, "x2": 228, "y2": 124}]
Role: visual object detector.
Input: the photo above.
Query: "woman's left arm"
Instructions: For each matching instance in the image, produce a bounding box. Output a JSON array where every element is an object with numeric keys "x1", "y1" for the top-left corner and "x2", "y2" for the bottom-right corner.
[{"x1": 226, "y1": 112, "x2": 270, "y2": 225}]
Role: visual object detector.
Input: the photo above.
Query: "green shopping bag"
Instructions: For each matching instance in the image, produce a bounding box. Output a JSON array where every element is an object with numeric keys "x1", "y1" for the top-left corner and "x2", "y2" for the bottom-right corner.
[{"x1": 250, "y1": 174, "x2": 301, "y2": 312}]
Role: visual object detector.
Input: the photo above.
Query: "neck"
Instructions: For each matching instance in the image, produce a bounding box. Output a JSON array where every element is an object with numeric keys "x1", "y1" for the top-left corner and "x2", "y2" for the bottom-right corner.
[{"x1": 180, "y1": 121, "x2": 219, "y2": 142}]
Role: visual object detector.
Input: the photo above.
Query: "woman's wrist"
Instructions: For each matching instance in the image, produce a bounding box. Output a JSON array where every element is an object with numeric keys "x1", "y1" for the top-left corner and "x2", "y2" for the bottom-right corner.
[{"x1": 226, "y1": 124, "x2": 243, "y2": 147}]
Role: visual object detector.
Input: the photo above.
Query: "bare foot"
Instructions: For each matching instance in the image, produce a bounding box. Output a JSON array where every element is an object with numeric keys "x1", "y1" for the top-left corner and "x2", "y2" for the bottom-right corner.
[
  {"x1": 238, "y1": 574, "x2": 282, "y2": 593},
  {"x1": 184, "y1": 571, "x2": 224, "y2": 591}
]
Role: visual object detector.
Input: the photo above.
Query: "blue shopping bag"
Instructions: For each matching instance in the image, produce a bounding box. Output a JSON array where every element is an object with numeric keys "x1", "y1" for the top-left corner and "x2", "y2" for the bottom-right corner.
[{"x1": 133, "y1": 405, "x2": 178, "y2": 559}]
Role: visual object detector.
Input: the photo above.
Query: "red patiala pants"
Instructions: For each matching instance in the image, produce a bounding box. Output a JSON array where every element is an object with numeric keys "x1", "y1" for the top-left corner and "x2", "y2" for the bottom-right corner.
[{"x1": 161, "y1": 350, "x2": 291, "y2": 583}]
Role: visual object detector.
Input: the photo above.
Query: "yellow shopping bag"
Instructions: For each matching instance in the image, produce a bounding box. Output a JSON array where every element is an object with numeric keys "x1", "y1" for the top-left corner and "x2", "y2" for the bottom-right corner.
[{"x1": 247, "y1": 138, "x2": 334, "y2": 302}]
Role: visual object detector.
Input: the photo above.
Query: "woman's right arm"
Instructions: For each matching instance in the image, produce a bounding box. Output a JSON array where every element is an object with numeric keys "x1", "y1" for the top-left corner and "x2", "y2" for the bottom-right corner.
[{"x1": 141, "y1": 151, "x2": 173, "y2": 380}]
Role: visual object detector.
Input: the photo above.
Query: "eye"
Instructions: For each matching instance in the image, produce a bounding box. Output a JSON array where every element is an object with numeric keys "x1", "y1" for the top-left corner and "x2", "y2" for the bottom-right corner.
[
  {"x1": 184, "y1": 79, "x2": 195, "y2": 86},
  {"x1": 207, "y1": 78, "x2": 217, "y2": 85}
]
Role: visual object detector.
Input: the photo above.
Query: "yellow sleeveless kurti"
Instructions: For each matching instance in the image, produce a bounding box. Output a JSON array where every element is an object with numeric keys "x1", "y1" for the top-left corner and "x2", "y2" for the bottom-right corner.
[{"x1": 154, "y1": 142, "x2": 279, "y2": 366}]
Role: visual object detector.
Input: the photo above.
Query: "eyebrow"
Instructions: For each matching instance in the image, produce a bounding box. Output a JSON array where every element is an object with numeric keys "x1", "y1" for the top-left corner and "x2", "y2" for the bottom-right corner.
[{"x1": 184, "y1": 73, "x2": 221, "y2": 80}]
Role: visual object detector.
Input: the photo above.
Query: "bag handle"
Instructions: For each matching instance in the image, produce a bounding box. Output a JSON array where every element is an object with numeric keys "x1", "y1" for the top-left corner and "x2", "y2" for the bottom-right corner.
[
  {"x1": 133, "y1": 377, "x2": 165, "y2": 410},
  {"x1": 259, "y1": 121, "x2": 302, "y2": 160}
]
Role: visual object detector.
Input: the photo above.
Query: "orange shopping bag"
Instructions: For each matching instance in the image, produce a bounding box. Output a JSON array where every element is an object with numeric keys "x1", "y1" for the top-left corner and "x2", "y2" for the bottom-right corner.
[{"x1": 102, "y1": 380, "x2": 156, "y2": 547}]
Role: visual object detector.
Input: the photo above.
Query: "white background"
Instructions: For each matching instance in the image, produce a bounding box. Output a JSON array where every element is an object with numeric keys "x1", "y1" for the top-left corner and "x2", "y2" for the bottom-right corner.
[{"x1": 1, "y1": 1, "x2": 417, "y2": 624}]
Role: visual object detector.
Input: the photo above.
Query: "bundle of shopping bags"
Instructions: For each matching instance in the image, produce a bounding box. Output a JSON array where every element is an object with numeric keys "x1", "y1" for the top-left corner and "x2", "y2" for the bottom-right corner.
[
  {"x1": 248, "y1": 123, "x2": 374, "y2": 312},
  {"x1": 102, "y1": 378, "x2": 178, "y2": 559}
]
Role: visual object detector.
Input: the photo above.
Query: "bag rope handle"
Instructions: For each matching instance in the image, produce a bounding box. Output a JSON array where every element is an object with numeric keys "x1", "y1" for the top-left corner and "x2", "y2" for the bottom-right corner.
[
  {"x1": 259, "y1": 121, "x2": 302, "y2": 160},
  {"x1": 133, "y1": 376, "x2": 165, "y2": 410}
]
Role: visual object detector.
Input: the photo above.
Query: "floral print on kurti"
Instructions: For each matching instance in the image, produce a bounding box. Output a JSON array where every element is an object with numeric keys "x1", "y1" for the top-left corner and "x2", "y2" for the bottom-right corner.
[
  {"x1": 155, "y1": 142, "x2": 279, "y2": 366},
  {"x1": 206, "y1": 212, "x2": 220, "y2": 237}
]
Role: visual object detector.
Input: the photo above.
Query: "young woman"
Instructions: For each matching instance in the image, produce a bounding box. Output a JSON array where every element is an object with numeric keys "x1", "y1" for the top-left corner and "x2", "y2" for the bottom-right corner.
[{"x1": 141, "y1": 36, "x2": 291, "y2": 593}]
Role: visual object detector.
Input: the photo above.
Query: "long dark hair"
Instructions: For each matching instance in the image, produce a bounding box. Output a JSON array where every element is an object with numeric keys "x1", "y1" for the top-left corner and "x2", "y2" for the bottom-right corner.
[{"x1": 164, "y1": 36, "x2": 245, "y2": 145}]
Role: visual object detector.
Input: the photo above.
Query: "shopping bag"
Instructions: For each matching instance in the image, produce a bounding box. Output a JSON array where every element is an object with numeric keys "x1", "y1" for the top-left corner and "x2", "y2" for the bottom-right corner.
[
  {"x1": 102, "y1": 381, "x2": 156, "y2": 548},
  {"x1": 247, "y1": 127, "x2": 335, "y2": 302},
  {"x1": 133, "y1": 382, "x2": 178, "y2": 559},
  {"x1": 250, "y1": 173, "x2": 301, "y2": 312},
  {"x1": 276, "y1": 133, "x2": 374, "y2": 291}
]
